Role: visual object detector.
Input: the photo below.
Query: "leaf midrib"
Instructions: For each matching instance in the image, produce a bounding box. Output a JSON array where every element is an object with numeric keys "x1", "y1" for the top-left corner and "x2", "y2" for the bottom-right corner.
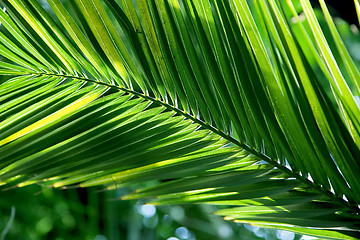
[{"x1": 28, "y1": 71, "x2": 358, "y2": 213}]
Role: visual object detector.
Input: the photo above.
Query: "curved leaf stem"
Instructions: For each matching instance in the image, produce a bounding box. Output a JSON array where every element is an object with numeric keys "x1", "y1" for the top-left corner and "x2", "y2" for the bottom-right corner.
[{"x1": 34, "y1": 72, "x2": 359, "y2": 214}]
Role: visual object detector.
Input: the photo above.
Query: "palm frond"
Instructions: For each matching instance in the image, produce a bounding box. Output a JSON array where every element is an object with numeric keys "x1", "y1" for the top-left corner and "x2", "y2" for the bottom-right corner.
[{"x1": 0, "y1": 0, "x2": 360, "y2": 238}]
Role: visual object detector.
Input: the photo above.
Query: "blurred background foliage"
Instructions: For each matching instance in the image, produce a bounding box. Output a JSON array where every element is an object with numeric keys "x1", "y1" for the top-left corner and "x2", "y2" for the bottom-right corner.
[
  {"x1": 0, "y1": 0, "x2": 359, "y2": 239},
  {"x1": 0, "y1": 185, "x2": 304, "y2": 240}
]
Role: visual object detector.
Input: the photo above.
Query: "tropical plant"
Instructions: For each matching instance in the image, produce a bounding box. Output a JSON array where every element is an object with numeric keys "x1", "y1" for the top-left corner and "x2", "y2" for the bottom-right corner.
[{"x1": 0, "y1": 0, "x2": 359, "y2": 239}]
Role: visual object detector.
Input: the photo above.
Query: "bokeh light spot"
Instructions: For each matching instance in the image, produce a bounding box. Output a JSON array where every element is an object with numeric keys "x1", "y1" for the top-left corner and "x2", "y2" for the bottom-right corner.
[
  {"x1": 94, "y1": 235, "x2": 107, "y2": 240},
  {"x1": 170, "y1": 206, "x2": 185, "y2": 221},
  {"x1": 175, "y1": 227, "x2": 190, "y2": 239},
  {"x1": 138, "y1": 204, "x2": 156, "y2": 218},
  {"x1": 276, "y1": 230, "x2": 295, "y2": 240},
  {"x1": 218, "y1": 224, "x2": 233, "y2": 238}
]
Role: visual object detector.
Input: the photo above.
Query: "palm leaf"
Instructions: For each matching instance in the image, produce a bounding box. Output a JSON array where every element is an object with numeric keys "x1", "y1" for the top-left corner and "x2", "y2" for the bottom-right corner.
[{"x1": 0, "y1": 0, "x2": 360, "y2": 238}]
